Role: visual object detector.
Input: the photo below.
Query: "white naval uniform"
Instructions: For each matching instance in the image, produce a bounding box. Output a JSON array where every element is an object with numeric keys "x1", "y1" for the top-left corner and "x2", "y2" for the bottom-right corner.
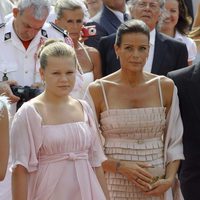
[
  {"x1": 0, "y1": 18, "x2": 69, "y2": 116},
  {"x1": 0, "y1": 18, "x2": 69, "y2": 200}
]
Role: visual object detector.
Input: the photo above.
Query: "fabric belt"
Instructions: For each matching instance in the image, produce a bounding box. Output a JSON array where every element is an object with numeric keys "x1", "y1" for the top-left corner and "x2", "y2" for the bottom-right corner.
[{"x1": 39, "y1": 151, "x2": 88, "y2": 165}]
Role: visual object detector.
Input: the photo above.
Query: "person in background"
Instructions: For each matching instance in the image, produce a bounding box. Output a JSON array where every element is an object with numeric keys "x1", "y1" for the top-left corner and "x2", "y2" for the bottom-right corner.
[
  {"x1": 86, "y1": 19, "x2": 184, "y2": 200},
  {"x1": 98, "y1": 0, "x2": 188, "y2": 76},
  {"x1": 11, "y1": 39, "x2": 109, "y2": 200},
  {"x1": 85, "y1": 0, "x2": 103, "y2": 18},
  {"x1": 54, "y1": 0, "x2": 102, "y2": 98},
  {"x1": 168, "y1": 61, "x2": 200, "y2": 200},
  {"x1": 46, "y1": 0, "x2": 90, "y2": 24},
  {"x1": 158, "y1": 0, "x2": 197, "y2": 65},
  {"x1": 0, "y1": 96, "x2": 9, "y2": 182},
  {"x1": 85, "y1": 0, "x2": 129, "y2": 49}
]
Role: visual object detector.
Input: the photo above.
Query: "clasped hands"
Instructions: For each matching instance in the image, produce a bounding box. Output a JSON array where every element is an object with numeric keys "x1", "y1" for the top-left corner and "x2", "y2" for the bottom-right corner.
[{"x1": 117, "y1": 161, "x2": 173, "y2": 197}]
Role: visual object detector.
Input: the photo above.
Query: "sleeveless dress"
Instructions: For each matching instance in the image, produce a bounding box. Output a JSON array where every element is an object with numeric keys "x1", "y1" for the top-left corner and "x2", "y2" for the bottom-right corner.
[
  {"x1": 11, "y1": 100, "x2": 106, "y2": 200},
  {"x1": 71, "y1": 42, "x2": 94, "y2": 99},
  {"x1": 99, "y1": 79, "x2": 166, "y2": 200}
]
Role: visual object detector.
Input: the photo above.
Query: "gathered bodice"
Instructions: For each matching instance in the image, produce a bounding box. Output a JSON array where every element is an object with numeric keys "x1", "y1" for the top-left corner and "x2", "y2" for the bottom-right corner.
[{"x1": 101, "y1": 107, "x2": 166, "y2": 140}]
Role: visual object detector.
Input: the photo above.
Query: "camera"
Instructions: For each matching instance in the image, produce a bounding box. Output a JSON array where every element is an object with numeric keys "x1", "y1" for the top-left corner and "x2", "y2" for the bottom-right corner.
[
  {"x1": 11, "y1": 85, "x2": 42, "y2": 110},
  {"x1": 81, "y1": 25, "x2": 97, "y2": 37}
]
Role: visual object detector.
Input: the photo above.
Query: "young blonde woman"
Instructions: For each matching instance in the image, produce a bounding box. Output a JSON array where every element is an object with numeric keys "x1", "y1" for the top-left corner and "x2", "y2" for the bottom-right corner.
[{"x1": 11, "y1": 40, "x2": 109, "y2": 200}]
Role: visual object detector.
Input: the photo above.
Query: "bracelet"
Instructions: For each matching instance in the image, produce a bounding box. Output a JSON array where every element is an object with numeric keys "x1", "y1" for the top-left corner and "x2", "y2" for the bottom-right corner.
[{"x1": 116, "y1": 161, "x2": 121, "y2": 173}]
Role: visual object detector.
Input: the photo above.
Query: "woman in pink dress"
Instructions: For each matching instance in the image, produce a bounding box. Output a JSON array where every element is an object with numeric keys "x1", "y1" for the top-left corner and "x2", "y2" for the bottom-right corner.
[
  {"x1": 86, "y1": 19, "x2": 184, "y2": 199},
  {"x1": 10, "y1": 39, "x2": 109, "y2": 200}
]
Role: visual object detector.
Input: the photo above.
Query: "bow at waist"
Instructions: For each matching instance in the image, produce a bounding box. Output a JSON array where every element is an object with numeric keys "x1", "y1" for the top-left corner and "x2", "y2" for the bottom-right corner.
[{"x1": 39, "y1": 151, "x2": 88, "y2": 165}]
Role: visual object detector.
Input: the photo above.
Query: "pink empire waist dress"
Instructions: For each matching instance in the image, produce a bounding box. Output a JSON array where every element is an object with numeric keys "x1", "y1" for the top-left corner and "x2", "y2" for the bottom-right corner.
[
  {"x1": 10, "y1": 100, "x2": 106, "y2": 200},
  {"x1": 99, "y1": 80, "x2": 166, "y2": 200}
]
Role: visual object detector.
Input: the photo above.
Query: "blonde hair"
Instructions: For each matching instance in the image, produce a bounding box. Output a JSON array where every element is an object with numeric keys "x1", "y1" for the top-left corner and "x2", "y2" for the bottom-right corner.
[
  {"x1": 38, "y1": 39, "x2": 77, "y2": 70},
  {"x1": 188, "y1": 27, "x2": 200, "y2": 39}
]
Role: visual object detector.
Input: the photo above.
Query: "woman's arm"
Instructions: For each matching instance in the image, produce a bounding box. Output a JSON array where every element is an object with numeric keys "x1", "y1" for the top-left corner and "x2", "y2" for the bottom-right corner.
[
  {"x1": 12, "y1": 165, "x2": 28, "y2": 200},
  {"x1": 145, "y1": 77, "x2": 183, "y2": 196},
  {"x1": 103, "y1": 159, "x2": 153, "y2": 192},
  {"x1": 95, "y1": 166, "x2": 110, "y2": 200},
  {"x1": 0, "y1": 103, "x2": 9, "y2": 181},
  {"x1": 88, "y1": 47, "x2": 102, "y2": 80}
]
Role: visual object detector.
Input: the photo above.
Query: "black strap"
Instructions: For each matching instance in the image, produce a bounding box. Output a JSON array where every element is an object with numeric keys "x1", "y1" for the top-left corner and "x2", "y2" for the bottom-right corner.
[
  {"x1": 0, "y1": 23, "x2": 5, "y2": 29},
  {"x1": 49, "y1": 22, "x2": 69, "y2": 38}
]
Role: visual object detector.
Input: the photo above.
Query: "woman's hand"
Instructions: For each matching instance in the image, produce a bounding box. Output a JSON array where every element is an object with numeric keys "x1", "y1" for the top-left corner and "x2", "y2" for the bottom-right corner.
[
  {"x1": 118, "y1": 161, "x2": 154, "y2": 192},
  {"x1": 0, "y1": 81, "x2": 20, "y2": 103},
  {"x1": 144, "y1": 178, "x2": 173, "y2": 196}
]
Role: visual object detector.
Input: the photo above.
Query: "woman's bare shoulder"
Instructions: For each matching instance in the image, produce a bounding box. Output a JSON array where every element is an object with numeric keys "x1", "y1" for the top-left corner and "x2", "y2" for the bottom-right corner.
[
  {"x1": 84, "y1": 45, "x2": 99, "y2": 54},
  {"x1": 145, "y1": 73, "x2": 174, "y2": 89},
  {"x1": 159, "y1": 75, "x2": 174, "y2": 91}
]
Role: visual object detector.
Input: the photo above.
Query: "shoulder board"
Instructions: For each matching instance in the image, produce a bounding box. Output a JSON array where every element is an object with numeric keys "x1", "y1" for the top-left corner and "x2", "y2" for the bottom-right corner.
[
  {"x1": 41, "y1": 29, "x2": 48, "y2": 38},
  {"x1": 0, "y1": 23, "x2": 5, "y2": 29},
  {"x1": 49, "y1": 22, "x2": 69, "y2": 38},
  {"x1": 4, "y1": 32, "x2": 11, "y2": 41}
]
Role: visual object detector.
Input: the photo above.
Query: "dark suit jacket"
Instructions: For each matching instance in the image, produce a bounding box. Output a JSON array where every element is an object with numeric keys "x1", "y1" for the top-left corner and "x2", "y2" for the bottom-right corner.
[
  {"x1": 168, "y1": 62, "x2": 200, "y2": 200},
  {"x1": 99, "y1": 31, "x2": 188, "y2": 76},
  {"x1": 85, "y1": 5, "x2": 122, "y2": 49}
]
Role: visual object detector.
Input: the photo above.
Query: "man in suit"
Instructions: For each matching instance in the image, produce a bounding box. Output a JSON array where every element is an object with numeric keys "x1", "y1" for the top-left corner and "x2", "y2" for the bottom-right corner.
[
  {"x1": 85, "y1": 0, "x2": 129, "y2": 49},
  {"x1": 167, "y1": 61, "x2": 200, "y2": 200},
  {"x1": 99, "y1": 0, "x2": 188, "y2": 76}
]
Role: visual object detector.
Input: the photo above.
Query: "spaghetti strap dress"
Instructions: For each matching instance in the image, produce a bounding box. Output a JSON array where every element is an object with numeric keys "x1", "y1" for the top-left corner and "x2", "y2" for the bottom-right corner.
[{"x1": 99, "y1": 78, "x2": 167, "y2": 200}]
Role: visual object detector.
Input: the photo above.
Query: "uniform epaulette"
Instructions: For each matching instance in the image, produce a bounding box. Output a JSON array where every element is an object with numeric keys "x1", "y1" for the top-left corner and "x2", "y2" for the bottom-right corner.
[
  {"x1": 4, "y1": 32, "x2": 11, "y2": 41},
  {"x1": 49, "y1": 22, "x2": 69, "y2": 38},
  {"x1": 0, "y1": 23, "x2": 5, "y2": 29}
]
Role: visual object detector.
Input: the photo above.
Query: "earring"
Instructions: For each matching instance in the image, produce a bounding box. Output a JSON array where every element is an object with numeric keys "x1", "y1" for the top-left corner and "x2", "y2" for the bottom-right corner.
[{"x1": 116, "y1": 55, "x2": 119, "y2": 59}]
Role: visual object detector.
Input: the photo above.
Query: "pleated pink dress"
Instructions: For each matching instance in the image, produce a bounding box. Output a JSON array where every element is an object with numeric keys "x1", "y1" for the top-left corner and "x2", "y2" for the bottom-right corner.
[
  {"x1": 11, "y1": 100, "x2": 106, "y2": 200},
  {"x1": 99, "y1": 80, "x2": 166, "y2": 200}
]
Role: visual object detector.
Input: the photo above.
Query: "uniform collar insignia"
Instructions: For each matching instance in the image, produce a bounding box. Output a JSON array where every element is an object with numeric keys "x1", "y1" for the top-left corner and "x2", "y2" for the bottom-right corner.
[
  {"x1": 41, "y1": 29, "x2": 48, "y2": 38},
  {"x1": 4, "y1": 32, "x2": 11, "y2": 41}
]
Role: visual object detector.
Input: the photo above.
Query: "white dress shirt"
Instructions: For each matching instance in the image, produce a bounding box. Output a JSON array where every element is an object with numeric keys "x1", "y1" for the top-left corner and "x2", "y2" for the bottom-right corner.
[
  {"x1": 143, "y1": 29, "x2": 156, "y2": 72},
  {"x1": 175, "y1": 31, "x2": 197, "y2": 62}
]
